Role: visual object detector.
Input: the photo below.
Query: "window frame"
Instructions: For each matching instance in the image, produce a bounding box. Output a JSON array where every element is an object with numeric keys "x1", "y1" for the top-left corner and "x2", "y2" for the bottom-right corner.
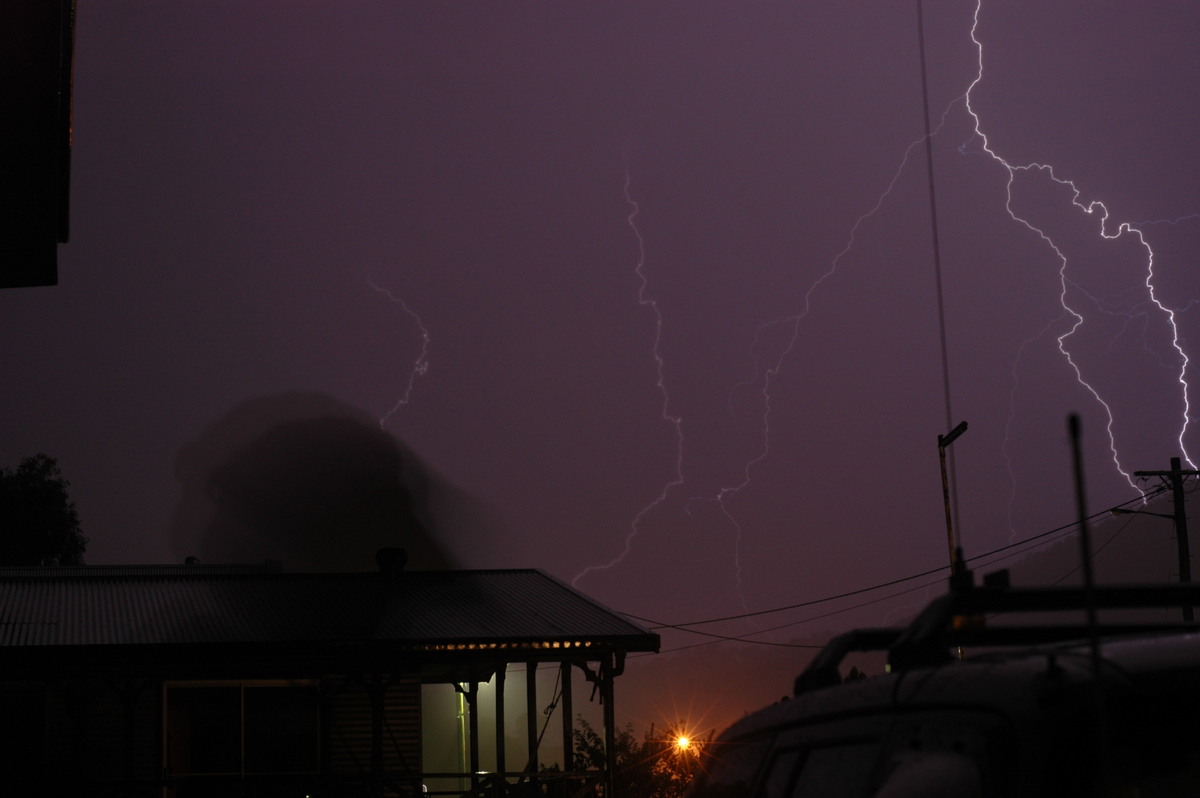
[{"x1": 162, "y1": 678, "x2": 322, "y2": 781}]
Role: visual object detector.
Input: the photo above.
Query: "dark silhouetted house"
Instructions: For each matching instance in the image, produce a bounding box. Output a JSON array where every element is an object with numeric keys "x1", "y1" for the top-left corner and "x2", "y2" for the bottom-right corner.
[{"x1": 0, "y1": 558, "x2": 658, "y2": 797}]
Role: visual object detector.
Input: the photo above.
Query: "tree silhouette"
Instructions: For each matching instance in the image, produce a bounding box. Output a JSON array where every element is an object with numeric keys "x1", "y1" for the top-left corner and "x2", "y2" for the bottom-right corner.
[
  {"x1": 0, "y1": 454, "x2": 87, "y2": 565},
  {"x1": 568, "y1": 717, "x2": 702, "y2": 798}
]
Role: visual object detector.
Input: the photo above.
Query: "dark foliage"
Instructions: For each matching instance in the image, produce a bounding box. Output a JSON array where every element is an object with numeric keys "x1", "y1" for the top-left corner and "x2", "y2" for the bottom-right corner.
[
  {"x1": 569, "y1": 717, "x2": 703, "y2": 798},
  {"x1": 0, "y1": 454, "x2": 87, "y2": 565},
  {"x1": 845, "y1": 665, "x2": 868, "y2": 682}
]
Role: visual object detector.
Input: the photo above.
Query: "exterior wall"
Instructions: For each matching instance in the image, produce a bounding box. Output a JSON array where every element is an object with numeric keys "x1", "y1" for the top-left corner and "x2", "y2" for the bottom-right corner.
[
  {"x1": 325, "y1": 671, "x2": 422, "y2": 790},
  {"x1": 1, "y1": 678, "x2": 162, "y2": 795},
  {"x1": 0, "y1": 681, "x2": 49, "y2": 788},
  {"x1": 56, "y1": 679, "x2": 160, "y2": 784},
  {"x1": 1, "y1": 672, "x2": 423, "y2": 797}
]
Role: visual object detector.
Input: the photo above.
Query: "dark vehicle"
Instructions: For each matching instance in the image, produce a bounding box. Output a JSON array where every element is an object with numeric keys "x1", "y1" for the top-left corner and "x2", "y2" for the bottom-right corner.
[{"x1": 687, "y1": 570, "x2": 1200, "y2": 797}]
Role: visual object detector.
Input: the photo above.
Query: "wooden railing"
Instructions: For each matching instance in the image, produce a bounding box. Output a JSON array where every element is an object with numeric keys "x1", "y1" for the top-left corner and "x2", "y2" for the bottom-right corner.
[{"x1": 80, "y1": 770, "x2": 606, "y2": 798}]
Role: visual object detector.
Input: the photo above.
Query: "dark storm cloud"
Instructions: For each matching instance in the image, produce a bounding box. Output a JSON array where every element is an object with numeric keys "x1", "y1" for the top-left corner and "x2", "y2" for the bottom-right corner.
[{"x1": 170, "y1": 392, "x2": 454, "y2": 571}]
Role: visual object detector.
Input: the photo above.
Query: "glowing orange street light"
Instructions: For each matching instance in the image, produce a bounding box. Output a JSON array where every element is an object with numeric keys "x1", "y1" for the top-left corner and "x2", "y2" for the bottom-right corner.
[{"x1": 675, "y1": 735, "x2": 691, "y2": 752}]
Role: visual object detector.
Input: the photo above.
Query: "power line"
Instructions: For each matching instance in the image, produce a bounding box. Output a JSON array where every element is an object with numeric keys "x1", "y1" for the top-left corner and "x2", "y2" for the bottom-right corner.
[
  {"x1": 624, "y1": 489, "x2": 1167, "y2": 634},
  {"x1": 639, "y1": 493, "x2": 1168, "y2": 655}
]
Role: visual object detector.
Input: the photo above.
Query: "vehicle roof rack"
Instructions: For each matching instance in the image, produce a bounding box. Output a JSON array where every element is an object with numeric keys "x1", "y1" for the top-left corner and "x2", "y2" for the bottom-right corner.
[{"x1": 794, "y1": 568, "x2": 1200, "y2": 696}]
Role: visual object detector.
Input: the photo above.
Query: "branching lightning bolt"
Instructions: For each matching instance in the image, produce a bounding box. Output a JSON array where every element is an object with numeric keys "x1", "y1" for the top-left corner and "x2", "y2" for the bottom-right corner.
[
  {"x1": 576, "y1": 91, "x2": 961, "y2": 596},
  {"x1": 368, "y1": 276, "x2": 431, "y2": 430},
  {"x1": 576, "y1": 1, "x2": 1195, "y2": 601},
  {"x1": 965, "y1": 0, "x2": 1195, "y2": 475},
  {"x1": 572, "y1": 166, "x2": 685, "y2": 588},
  {"x1": 709, "y1": 140, "x2": 936, "y2": 596},
  {"x1": 688, "y1": 105, "x2": 967, "y2": 603}
]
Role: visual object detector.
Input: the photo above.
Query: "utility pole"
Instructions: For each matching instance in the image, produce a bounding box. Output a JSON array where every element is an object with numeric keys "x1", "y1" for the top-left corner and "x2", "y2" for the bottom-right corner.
[{"x1": 1134, "y1": 457, "x2": 1200, "y2": 621}]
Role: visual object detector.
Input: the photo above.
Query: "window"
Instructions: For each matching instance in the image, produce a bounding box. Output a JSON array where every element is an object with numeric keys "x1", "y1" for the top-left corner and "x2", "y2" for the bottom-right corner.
[
  {"x1": 789, "y1": 742, "x2": 879, "y2": 796},
  {"x1": 165, "y1": 681, "x2": 320, "y2": 788}
]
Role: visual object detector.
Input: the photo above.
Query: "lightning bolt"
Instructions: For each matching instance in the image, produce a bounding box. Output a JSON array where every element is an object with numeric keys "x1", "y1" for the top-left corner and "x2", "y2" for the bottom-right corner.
[
  {"x1": 575, "y1": 112, "x2": 967, "y2": 607},
  {"x1": 965, "y1": 0, "x2": 1195, "y2": 476},
  {"x1": 578, "y1": 2, "x2": 1194, "y2": 606},
  {"x1": 573, "y1": 165, "x2": 685, "y2": 588},
  {"x1": 576, "y1": 47, "x2": 964, "y2": 599},
  {"x1": 368, "y1": 276, "x2": 431, "y2": 430},
  {"x1": 687, "y1": 100, "x2": 970, "y2": 607},
  {"x1": 1138, "y1": 213, "x2": 1200, "y2": 228}
]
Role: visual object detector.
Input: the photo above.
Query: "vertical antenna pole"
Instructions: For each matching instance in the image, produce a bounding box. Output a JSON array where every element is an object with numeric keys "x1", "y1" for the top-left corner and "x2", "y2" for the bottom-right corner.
[
  {"x1": 938, "y1": 421, "x2": 969, "y2": 577},
  {"x1": 1069, "y1": 413, "x2": 1108, "y2": 788}
]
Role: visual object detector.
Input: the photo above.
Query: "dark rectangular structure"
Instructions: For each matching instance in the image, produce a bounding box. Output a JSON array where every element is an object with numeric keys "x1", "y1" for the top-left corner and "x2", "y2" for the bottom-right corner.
[{"x1": 1, "y1": 0, "x2": 75, "y2": 288}]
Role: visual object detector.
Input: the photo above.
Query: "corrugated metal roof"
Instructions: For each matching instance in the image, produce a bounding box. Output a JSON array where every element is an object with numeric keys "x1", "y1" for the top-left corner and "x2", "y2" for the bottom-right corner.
[
  {"x1": 0, "y1": 567, "x2": 658, "y2": 652},
  {"x1": 0, "y1": 562, "x2": 283, "y2": 579}
]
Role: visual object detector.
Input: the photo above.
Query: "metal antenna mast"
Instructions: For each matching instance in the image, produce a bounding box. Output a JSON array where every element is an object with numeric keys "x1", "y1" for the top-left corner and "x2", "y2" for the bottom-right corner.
[{"x1": 918, "y1": 0, "x2": 965, "y2": 546}]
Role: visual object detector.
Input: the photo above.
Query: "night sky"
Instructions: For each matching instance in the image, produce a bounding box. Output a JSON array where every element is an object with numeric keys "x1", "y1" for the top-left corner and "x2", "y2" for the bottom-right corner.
[{"x1": 5, "y1": 0, "x2": 1200, "y2": 729}]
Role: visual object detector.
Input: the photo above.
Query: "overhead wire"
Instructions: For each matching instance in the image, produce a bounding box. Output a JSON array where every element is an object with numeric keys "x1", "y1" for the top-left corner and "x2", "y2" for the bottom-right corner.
[{"x1": 625, "y1": 487, "x2": 1169, "y2": 652}]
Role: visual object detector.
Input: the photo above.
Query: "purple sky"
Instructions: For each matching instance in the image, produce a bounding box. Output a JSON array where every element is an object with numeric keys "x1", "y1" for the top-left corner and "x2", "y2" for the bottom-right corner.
[{"x1": 5, "y1": 0, "x2": 1200, "y2": 726}]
